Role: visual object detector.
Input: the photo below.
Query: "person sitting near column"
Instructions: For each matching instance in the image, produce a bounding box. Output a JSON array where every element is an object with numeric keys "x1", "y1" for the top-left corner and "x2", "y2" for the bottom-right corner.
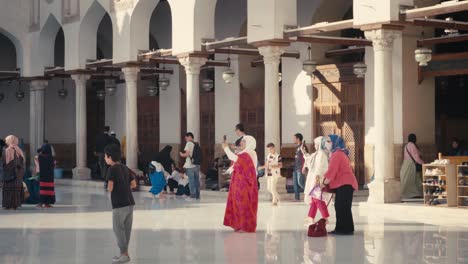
[
  {"x1": 175, "y1": 169, "x2": 190, "y2": 197},
  {"x1": 148, "y1": 161, "x2": 167, "y2": 199}
]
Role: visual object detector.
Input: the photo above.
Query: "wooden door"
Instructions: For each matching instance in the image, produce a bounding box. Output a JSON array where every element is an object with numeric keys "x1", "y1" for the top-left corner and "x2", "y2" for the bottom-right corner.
[
  {"x1": 240, "y1": 85, "x2": 265, "y2": 161},
  {"x1": 138, "y1": 96, "x2": 159, "y2": 169},
  {"x1": 312, "y1": 64, "x2": 365, "y2": 186},
  {"x1": 200, "y1": 91, "x2": 215, "y2": 174}
]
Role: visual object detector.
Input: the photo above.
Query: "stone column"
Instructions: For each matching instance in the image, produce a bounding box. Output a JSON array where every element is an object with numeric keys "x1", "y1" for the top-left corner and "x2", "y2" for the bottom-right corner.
[
  {"x1": 178, "y1": 56, "x2": 207, "y2": 139},
  {"x1": 259, "y1": 46, "x2": 286, "y2": 150},
  {"x1": 122, "y1": 67, "x2": 141, "y2": 174},
  {"x1": 71, "y1": 74, "x2": 91, "y2": 180},
  {"x1": 365, "y1": 29, "x2": 401, "y2": 203},
  {"x1": 29, "y1": 80, "x2": 47, "y2": 166}
]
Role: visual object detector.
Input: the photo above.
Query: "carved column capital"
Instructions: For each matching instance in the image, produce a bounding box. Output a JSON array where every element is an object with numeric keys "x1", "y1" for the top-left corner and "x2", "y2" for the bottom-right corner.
[
  {"x1": 122, "y1": 67, "x2": 140, "y2": 82},
  {"x1": 29, "y1": 80, "x2": 48, "y2": 91},
  {"x1": 178, "y1": 56, "x2": 208, "y2": 75},
  {"x1": 365, "y1": 29, "x2": 401, "y2": 52},
  {"x1": 258, "y1": 46, "x2": 287, "y2": 65},
  {"x1": 71, "y1": 74, "x2": 91, "y2": 84}
]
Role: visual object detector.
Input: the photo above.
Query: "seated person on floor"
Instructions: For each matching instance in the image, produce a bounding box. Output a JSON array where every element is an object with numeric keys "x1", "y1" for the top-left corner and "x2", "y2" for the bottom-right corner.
[{"x1": 148, "y1": 161, "x2": 166, "y2": 198}]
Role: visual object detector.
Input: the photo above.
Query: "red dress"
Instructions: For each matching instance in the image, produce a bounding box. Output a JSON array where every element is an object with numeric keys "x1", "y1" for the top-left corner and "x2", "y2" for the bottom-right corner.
[{"x1": 223, "y1": 152, "x2": 258, "y2": 232}]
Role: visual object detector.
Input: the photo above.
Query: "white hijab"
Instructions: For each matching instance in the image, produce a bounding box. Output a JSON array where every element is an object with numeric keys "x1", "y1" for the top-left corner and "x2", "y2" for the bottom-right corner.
[{"x1": 239, "y1": 135, "x2": 258, "y2": 169}]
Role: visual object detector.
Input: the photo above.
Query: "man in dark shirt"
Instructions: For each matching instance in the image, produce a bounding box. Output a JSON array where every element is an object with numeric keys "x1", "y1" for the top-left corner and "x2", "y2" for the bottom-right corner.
[
  {"x1": 234, "y1": 123, "x2": 246, "y2": 153},
  {"x1": 109, "y1": 131, "x2": 121, "y2": 149},
  {"x1": 105, "y1": 144, "x2": 136, "y2": 263},
  {"x1": 293, "y1": 133, "x2": 306, "y2": 201},
  {"x1": 96, "y1": 126, "x2": 112, "y2": 181}
]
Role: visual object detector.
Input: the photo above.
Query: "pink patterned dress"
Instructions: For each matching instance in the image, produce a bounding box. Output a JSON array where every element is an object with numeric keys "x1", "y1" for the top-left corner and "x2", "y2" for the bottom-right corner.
[{"x1": 223, "y1": 152, "x2": 258, "y2": 233}]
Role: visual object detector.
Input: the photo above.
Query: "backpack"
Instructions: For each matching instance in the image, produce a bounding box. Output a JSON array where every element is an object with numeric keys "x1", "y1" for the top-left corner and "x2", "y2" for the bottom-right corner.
[{"x1": 190, "y1": 142, "x2": 202, "y2": 166}]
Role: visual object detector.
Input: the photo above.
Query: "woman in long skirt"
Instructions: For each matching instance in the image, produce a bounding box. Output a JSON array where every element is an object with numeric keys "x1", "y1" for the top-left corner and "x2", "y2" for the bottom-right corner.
[
  {"x1": 38, "y1": 144, "x2": 55, "y2": 208},
  {"x1": 2, "y1": 135, "x2": 25, "y2": 210},
  {"x1": 400, "y1": 133, "x2": 424, "y2": 198},
  {"x1": 222, "y1": 135, "x2": 258, "y2": 233}
]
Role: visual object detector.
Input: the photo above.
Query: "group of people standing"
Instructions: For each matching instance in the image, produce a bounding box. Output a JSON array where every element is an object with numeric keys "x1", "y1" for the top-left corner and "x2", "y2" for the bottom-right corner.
[
  {"x1": 1, "y1": 135, "x2": 56, "y2": 210},
  {"x1": 220, "y1": 123, "x2": 358, "y2": 235}
]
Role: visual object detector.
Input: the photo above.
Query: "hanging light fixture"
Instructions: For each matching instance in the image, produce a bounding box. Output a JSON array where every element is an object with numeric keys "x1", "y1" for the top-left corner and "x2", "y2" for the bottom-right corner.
[
  {"x1": 353, "y1": 62, "x2": 367, "y2": 78},
  {"x1": 222, "y1": 51, "x2": 235, "y2": 83},
  {"x1": 202, "y1": 78, "x2": 214, "y2": 92},
  {"x1": 444, "y1": 17, "x2": 459, "y2": 36},
  {"x1": 105, "y1": 66, "x2": 117, "y2": 95},
  {"x1": 158, "y1": 61, "x2": 170, "y2": 91},
  {"x1": 302, "y1": 45, "x2": 317, "y2": 76},
  {"x1": 96, "y1": 89, "x2": 106, "y2": 100},
  {"x1": 58, "y1": 79, "x2": 68, "y2": 99},
  {"x1": 15, "y1": 80, "x2": 25, "y2": 101},
  {"x1": 147, "y1": 78, "x2": 159, "y2": 96},
  {"x1": 414, "y1": 30, "x2": 432, "y2": 67}
]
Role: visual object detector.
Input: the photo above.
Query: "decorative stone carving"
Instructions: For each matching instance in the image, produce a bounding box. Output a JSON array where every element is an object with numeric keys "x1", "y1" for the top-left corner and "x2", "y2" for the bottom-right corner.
[
  {"x1": 258, "y1": 46, "x2": 286, "y2": 65},
  {"x1": 62, "y1": 0, "x2": 80, "y2": 24},
  {"x1": 110, "y1": 0, "x2": 135, "y2": 13},
  {"x1": 364, "y1": 29, "x2": 400, "y2": 52},
  {"x1": 178, "y1": 56, "x2": 208, "y2": 75}
]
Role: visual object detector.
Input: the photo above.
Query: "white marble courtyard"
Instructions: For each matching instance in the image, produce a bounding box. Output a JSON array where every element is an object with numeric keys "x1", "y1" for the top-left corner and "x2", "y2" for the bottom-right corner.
[{"x1": 1, "y1": 186, "x2": 468, "y2": 264}]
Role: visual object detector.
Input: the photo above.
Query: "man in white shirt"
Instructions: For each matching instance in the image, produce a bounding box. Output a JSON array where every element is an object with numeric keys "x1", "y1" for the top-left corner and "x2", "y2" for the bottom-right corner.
[{"x1": 179, "y1": 132, "x2": 200, "y2": 200}]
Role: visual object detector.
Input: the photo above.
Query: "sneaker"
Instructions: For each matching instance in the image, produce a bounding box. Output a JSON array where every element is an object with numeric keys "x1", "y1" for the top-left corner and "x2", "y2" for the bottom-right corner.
[
  {"x1": 185, "y1": 197, "x2": 194, "y2": 202},
  {"x1": 112, "y1": 255, "x2": 130, "y2": 263}
]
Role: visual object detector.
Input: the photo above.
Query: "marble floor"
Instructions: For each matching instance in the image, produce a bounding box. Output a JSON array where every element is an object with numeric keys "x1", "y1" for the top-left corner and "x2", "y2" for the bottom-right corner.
[{"x1": 1, "y1": 186, "x2": 468, "y2": 264}]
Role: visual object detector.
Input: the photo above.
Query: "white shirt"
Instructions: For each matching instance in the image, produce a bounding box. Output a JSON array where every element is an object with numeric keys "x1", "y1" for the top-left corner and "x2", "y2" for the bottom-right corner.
[
  {"x1": 183, "y1": 141, "x2": 195, "y2": 169},
  {"x1": 169, "y1": 171, "x2": 182, "y2": 182},
  {"x1": 265, "y1": 153, "x2": 282, "y2": 177}
]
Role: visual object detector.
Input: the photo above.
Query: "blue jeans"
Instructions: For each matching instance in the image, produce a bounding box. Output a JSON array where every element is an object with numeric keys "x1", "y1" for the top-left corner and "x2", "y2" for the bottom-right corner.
[
  {"x1": 186, "y1": 166, "x2": 200, "y2": 199},
  {"x1": 293, "y1": 170, "x2": 305, "y2": 200}
]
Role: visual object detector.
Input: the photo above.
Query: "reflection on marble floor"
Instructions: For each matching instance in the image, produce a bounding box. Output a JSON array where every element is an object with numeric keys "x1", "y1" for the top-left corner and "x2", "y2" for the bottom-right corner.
[{"x1": 1, "y1": 186, "x2": 468, "y2": 264}]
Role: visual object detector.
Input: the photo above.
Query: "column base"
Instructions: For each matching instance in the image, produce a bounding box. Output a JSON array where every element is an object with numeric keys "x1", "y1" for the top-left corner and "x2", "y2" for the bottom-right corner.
[
  {"x1": 367, "y1": 179, "x2": 401, "y2": 203},
  {"x1": 72, "y1": 167, "x2": 91, "y2": 180}
]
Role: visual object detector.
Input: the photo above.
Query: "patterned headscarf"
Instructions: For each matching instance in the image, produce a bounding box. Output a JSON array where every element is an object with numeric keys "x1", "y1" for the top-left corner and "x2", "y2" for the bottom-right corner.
[
  {"x1": 5, "y1": 135, "x2": 25, "y2": 164},
  {"x1": 329, "y1": 134, "x2": 349, "y2": 156}
]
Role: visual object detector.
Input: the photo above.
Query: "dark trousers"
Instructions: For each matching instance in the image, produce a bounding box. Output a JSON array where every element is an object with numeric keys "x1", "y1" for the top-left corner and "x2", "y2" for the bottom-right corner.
[
  {"x1": 164, "y1": 178, "x2": 178, "y2": 192},
  {"x1": 334, "y1": 185, "x2": 354, "y2": 234}
]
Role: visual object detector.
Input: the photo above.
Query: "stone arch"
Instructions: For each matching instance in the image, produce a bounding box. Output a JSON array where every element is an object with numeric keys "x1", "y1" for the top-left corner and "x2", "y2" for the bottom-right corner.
[
  {"x1": 97, "y1": 13, "x2": 113, "y2": 59},
  {"x1": 215, "y1": 0, "x2": 247, "y2": 39},
  {"x1": 0, "y1": 28, "x2": 20, "y2": 70},
  {"x1": 149, "y1": 0, "x2": 172, "y2": 50},
  {"x1": 39, "y1": 14, "x2": 62, "y2": 68},
  {"x1": 194, "y1": 0, "x2": 216, "y2": 46},
  {"x1": 79, "y1": 0, "x2": 109, "y2": 67}
]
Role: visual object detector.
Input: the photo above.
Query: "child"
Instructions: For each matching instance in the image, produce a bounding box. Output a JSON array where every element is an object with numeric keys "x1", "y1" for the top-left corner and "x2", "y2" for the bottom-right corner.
[
  {"x1": 308, "y1": 175, "x2": 331, "y2": 223},
  {"x1": 148, "y1": 161, "x2": 166, "y2": 198},
  {"x1": 105, "y1": 144, "x2": 136, "y2": 264},
  {"x1": 259, "y1": 143, "x2": 282, "y2": 206},
  {"x1": 176, "y1": 171, "x2": 190, "y2": 197},
  {"x1": 166, "y1": 163, "x2": 181, "y2": 194}
]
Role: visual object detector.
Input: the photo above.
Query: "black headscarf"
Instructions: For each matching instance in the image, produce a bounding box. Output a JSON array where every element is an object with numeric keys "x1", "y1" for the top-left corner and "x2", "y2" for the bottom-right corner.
[
  {"x1": 154, "y1": 145, "x2": 174, "y2": 173},
  {"x1": 408, "y1": 134, "x2": 419, "y2": 149}
]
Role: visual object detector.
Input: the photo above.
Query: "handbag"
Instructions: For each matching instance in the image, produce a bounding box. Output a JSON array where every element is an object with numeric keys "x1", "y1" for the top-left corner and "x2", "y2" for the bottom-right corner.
[
  {"x1": 406, "y1": 145, "x2": 422, "y2": 172},
  {"x1": 308, "y1": 218, "x2": 327, "y2": 237},
  {"x1": 23, "y1": 182, "x2": 30, "y2": 200}
]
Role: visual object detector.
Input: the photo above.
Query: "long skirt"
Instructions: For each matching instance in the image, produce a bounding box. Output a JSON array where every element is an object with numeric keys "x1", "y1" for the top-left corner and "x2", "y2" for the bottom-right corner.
[
  {"x1": 400, "y1": 159, "x2": 422, "y2": 198},
  {"x1": 2, "y1": 178, "x2": 23, "y2": 209},
  {"x1": 223, "y1": 153, "x2": 258, "y2": 233},
  {"x1": 39, "y1": 175, "x2": 56, "y2": 205},
  {"x1": 333, "y1": 185, "x2": 354, "y2": 234}
]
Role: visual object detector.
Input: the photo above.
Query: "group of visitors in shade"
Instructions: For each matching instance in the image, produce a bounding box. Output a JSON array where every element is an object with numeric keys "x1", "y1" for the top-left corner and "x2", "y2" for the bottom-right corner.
[{"x1": 1, "y1": 135, "x2": 56, "y2": 210}]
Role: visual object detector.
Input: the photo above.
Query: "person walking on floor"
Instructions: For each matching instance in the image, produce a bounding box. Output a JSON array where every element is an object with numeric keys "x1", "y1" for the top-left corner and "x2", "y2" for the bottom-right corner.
[
  {"x1": 222, "y1": 135, "x2": 259, "y2": 233},
  {"x1": 105, "y1": 144, "x2": 136, "y2": 263},
  {"x1": 293, "y1": 133, "x2": 307, "y2": 201},
  {"x1": 321, "y1": 135, "x2": 358, "y2": 235},
  {"x1": 2, "y1": 135, "x2": 25, "y2": 210},
  {"x1": 179, "y1": 132, "x2": 201, "y2": 200},
  {"x1": 400, "y1": 133, "x2": 424, "y2": 198},
  {"x1": 259, "y1": 143, "x2": 282, "y2": 206},
  {"x1": 37, "y1": 144, "x2": 56, "y2": 208}
]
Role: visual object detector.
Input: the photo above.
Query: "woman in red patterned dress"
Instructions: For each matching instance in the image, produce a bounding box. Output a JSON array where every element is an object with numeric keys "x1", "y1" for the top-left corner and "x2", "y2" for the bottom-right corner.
[{"x1": 222, "y1": 135, "x2": 258, "y2": 233}]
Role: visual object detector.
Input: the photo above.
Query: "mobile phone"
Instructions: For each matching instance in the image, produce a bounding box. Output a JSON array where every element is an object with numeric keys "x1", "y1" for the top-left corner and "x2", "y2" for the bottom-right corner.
[{"x1": 223, "y1": 135, "x2": 227, "y2": 142}]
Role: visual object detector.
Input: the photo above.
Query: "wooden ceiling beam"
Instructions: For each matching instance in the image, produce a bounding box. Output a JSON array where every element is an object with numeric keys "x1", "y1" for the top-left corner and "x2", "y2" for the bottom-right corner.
[
  {"x1": 251, "y1": 59, "x2": 264, "y2": 67},
  {"x1": 44, "y1": 67, "x2": 65, "y2": 75},
  {"x1": 0, "y1": 70, "x2": 20, "y2": 77},
  {"x1": 284, "y1": 19, "x2": 354, "y2": 38},
  {"x1": 417, "y1": 33, "x2": 468, "y2": 46},
  {"x1": 149, "y1": 58, "x2": 180, "y2": 65},
  {"x1": 295, "y1": 36, "x2": 372, "y2": 46},
  {"x1": 401, "y1": 1, "x2": 468, "y2": 20},
  {"x1": 325, "y1": 47, "x2": 365, "y2": 58},
  {"x1": 205, "y1": 61, "x2": 230, "y2": 67},
  {"x1": 213, "y1": 48, "x2": 300, "y2": 58},
  {"x1": 202, "y1": 36, "x2": 247, "y2": 50},
  {"x1": 85, "y1": 59, "x2": 113, "y2": 69},
  {"x1": 140, "y1": 68, "x2": 174, "y2": 74},
  {"x1": 412, "y1": 18, "x2": 468, "y2": 31},
  {"x1": 138, "y1": 49, "x2": 173, "y2": 61}
]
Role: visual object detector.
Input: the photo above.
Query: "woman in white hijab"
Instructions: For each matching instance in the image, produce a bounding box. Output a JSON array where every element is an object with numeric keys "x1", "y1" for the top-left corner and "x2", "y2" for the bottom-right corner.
[
  {"x1": 222, "y1": 135, "x2": 259, "y2": 233},
  {"x1": 302, "y1": 136, "x2": 329, "y2": 205}
]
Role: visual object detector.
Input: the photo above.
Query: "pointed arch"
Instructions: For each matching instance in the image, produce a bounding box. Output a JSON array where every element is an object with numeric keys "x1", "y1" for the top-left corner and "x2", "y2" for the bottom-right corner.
[
  {"x1": 149, "y1": 0, "x2": 172, "y2": 50},
  {"x1": 0, "y1": 28, "x2": 21, "y2": 70},
  {"x1": 79, "y1": 0, "x2": 109, "y2": 67},
  {"x1": 215, "y1": 0, "x2": 247, "y2": 39},
  {"x1": 39, "y1": 14, "x2": 62, "y2": 68}
]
